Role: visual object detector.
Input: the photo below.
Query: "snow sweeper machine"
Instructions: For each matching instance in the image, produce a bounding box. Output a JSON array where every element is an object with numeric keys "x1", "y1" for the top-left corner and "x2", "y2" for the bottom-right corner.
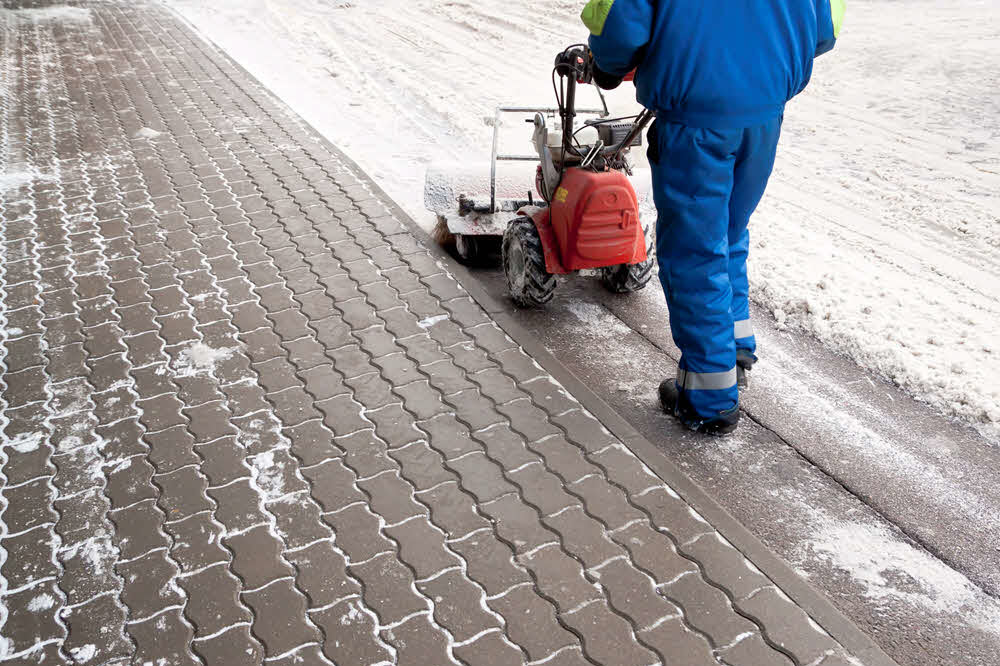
[{"x1": 424, "y1": 45, "x2": 656, "y2": 307}]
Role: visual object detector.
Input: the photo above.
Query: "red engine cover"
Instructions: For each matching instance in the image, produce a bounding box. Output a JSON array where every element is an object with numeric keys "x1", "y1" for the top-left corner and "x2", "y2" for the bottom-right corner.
[{"x1": 548, "y1": 168, "x2": 647, "y2": 272}]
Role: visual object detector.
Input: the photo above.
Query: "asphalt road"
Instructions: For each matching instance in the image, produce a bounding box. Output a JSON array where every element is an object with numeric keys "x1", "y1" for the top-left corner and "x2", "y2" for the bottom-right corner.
[{"x1": 466, "y1": 262, "x2": 1000, "y2": 666}]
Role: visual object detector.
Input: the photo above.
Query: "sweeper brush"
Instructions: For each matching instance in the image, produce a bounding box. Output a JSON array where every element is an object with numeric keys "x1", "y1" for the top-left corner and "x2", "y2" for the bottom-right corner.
[{"x1": 424, "y1": 44, "x2": 656, "y2": 306}]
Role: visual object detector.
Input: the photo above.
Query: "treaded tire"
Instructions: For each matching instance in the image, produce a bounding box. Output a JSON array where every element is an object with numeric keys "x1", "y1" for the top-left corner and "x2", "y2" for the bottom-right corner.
[
  {"x1": 601, "y1": 219, "x2": 654, "y2": 293},
  {"x1": 455, "y1": 233, "x2": 501, "y2": 267},
  {"x1": 503, "y1": 217, "x2": 556, "y2": 307}
]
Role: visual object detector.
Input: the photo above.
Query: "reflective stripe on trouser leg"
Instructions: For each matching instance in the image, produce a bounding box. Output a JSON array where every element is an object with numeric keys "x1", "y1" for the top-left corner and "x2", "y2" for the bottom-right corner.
[
  {"x1": 733, "y1": 319, "x2": 753, "y2": 340},
  {"x1": 677, "y1": 367, "x2": 738, "y2": 391}
]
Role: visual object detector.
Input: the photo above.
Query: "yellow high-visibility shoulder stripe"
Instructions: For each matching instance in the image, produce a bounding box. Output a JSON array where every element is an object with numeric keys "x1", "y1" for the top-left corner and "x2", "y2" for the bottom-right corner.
[
  {"x1": 581, "y1": 0, "x2": 615, "y2": 36},
  {"x1": 831, "y1": 0, "x2": 846, "y2": 37}
]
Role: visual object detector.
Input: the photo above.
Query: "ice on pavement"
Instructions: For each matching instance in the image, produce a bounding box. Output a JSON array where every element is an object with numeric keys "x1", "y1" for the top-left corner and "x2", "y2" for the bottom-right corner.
[{"x1": 790, "y1": 498, "x2": 1000, "y2": 638}]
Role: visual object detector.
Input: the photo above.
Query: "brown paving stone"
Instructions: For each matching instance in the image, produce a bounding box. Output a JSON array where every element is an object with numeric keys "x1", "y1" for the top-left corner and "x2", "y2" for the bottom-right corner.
[
  {"x1": 62, "y1": 593, "x2": 132, "y2": 665},
  {"x1": 664, "y1": 568, "x2": 759, "y2": 649},
  {"x1": 395, "y1": 379, "x2": 448, "y2": 420},
  {"x1": 612, "y1": 521, "x2": 701, "y2": 587},
  {"x1": 489, "y1": 584, "x2": 578, "y2": 661},
  {"x1": 357, "y1": 469, "x2": 426, "y2": 525},
  {"x1": 2, "y1": 528, "x2": 60, "y2": 590},
  {"x1": 351, "y1": 552, "x2": 428, "y2": 625},
  {"x1": 194, "y1": 625, "x2": 265, "y2": 665},
  {"x1": 511, "y1": 462, "x2": 578, "y2": 517},
  {"x1": 111, "y1": 498, "x2": 170, "y2": 560},
  {"x1": 632, "y1": 485, "x2": 719, "y2": 546},
  {"x1": 105, "y1": 442, "x2": 159, "y2": 502},
  {"x1": 269, "y1": 494, "x2": 332, "y2": 550},
  {"x1": 243, "y1": 579, "x2": 322, "y2": 658},
  {"x1": 283, "y1": 419, "x2": 342, "y2": 466},
  {"x1": 225, "y1": 525, "x2": 295, "y2": 589},
  {"x1": 521, "y1": 543, "x2": 602, "y2": 613},
  {"x1": 717, "y1": 632, "x2": 793, "y2": 666},
  {"x1": 196, "y1": 436, "x2": 251, "y2": 487},
  {"x1": 315, "y1": 394, "x2": 368, "y2": 438},
  {"x1": 156, "y1": 465, "x2": 214, "y2": 520},
  {"x1": 185, "y1": 400, "x2": 237, "y2": 442},
  {"x1": 145, "y1": 424, "x2": 200, "y2": 473},
  {"x1": 737, "y1": 586, "x2": 838, "y2": 665},
  {"x1": 129, "y1": 608, "x2": 201, "y2": 666},
  {"x1": 450, "y1": 452, "x2": 518, "y2": 504},
  {"x1": 594, "y1": 557, "x2": 682, "y2": 633},
  {"x1": 209, "y1": 478, "x2": 267, "y2": 533},
  {"x1": 392, "y1": 439, "x2": 458, "y2": 491},
  {"x1": 344, "y1": 371, "x2": 395, "y2": 410},
  {"x1": 323, "y1": 503, "x2": 395, "y2": 563},
  {"x1": 178, "y1": 563, "x2": 253, "y2": 639},
  {"x1": 567, "y1": 473, "x2": 647, "y2": 531},
  {"x1": 454, "y1": 629, "x2": 527, "y2": 666},
  {"x1": 418, "y1": 412, "x2": 478, "y2": 459},
  {"x1": 449, "y1": 530, "x2": 530, "y2": 597},
  {"x1": 367, "y1": 403, "x2": 424, "y2": 449},
  {"x1": 312, "y1": 598, "x2": 394, "y2": 665},
  {"x1": 385, "y1": 516, "x2": 460, "y2": 580},
  {"x1": 561, "y1": 597, "x2": 661, "y2": 666},
  {"x1": 419, "y1": 480, "x2": 491, "y2": 540},
  {"x1": 0, "y1": 580, "x2": 64, "y2": 655},
  {"x1": 302, "y1": 457, "x2": 366, "y2": 512},
  {"x1": 168, "y1": 512, "x2": 229, "y2": 574},
  {"x1": 118, "y1": 548, "x2": 184, "y2": 619},
  {"x1": 382, "y1": 612, "x2": 454, "y2": 666},
  {"x1": 421, "y1": 568, "x2": 504, "y2": 644},
  {"x1": 2, "y1": 479, "x2": 56, "y2": 534},
  {"x1": 266, "y1": 644, "x2": 327, "y2": 666},
  {"x1": 285, "y1": 540, "x2": 358, "y2": 607},
  {"x1": 638, "y1": 616, "x2": 719, "y2": 666}
]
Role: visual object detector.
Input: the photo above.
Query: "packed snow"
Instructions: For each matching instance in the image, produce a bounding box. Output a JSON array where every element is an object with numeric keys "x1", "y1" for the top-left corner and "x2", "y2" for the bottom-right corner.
[
  {"x1": 1, "y1": 5, "x2": 92, "y2": 22},
  {"x1": 0, "y1": 168, "x2": 55, "y2": 194},
  {"x1": 788, "y1": 496, "x2": 1000, "y2": 638},
  {"x1": 172, "y1": 341, "x2": 235, "y2": 378},
  {"x1": 169, "y1": 0, "x2": 999, "y2": 438}
]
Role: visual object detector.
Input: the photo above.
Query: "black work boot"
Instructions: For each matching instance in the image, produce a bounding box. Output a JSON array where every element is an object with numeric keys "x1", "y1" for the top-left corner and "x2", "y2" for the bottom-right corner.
[{"x1": 659, "y1": 379, "x2": 740, "y2": 436}]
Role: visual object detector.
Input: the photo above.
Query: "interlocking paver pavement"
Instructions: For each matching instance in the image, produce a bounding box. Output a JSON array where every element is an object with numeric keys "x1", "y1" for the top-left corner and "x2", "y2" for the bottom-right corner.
[{"x1": 0, "y1": 2, "x2": 879, "y2": 664}]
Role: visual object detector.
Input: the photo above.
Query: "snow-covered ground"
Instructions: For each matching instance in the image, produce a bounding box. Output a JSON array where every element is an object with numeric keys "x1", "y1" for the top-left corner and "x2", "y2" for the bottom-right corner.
[{"x1": 169, "y1": 0, "x2": 1000, "y2": 441}]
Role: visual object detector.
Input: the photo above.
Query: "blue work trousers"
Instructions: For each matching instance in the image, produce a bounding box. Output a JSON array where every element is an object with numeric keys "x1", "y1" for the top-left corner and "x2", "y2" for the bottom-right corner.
[{"x1": 649, "y1": 116, "x2": 782, "y2": 420}]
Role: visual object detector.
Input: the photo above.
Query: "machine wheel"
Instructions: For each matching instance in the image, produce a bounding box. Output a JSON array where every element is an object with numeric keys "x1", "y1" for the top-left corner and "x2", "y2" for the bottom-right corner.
[
  {"x1": 503, "y1": 218, "x2": 556, "y2": 307},
  {"x1": 454, "y1": 233, "x2": 501, "y2": 267},
  {"x1": 601, "y1": 219, "x2": 654, "y2": 293}
]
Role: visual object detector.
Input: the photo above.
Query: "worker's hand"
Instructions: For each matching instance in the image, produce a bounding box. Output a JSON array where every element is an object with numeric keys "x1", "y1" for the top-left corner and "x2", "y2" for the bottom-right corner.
[
  {"x1": 592, "y1": 60, "x2": 625, "y2": 90},
  {"x1": 554, "y1": 48, "x2": 593, "y2": 83}
]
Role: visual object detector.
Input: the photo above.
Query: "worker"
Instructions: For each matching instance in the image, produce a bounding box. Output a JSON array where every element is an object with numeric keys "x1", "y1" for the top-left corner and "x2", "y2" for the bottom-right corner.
[{"x1": 582, "y1": 0, "x2": 844, "y2": 434}]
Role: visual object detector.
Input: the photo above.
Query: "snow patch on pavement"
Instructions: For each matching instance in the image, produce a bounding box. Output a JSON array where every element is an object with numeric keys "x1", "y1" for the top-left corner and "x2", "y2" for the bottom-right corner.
[
  {"x1": 792, "y1": 500, "x2": 1000, "y2": 638},
  {"x1": 565, "y1": 301, "x2": 633, "y2": 339},
  {"x1": 27, "y1": 594, "x2": 55, "y2": 612},
  {"x1": 418, "y1": 314, "x2": 448, "y2": 329},
  {"x1": 68, "y1": 644, "x2": 97, "y2": 663},
  {"x1": 3, "y1": 431, "x2": 44, "y2": 454},
  {"x1": 0, "y1": 168, "x2": 55, "y2": 195},
  {"x1": 133, "y1": 127, "x2": 163, "y2": 140},
  {"x1": 172, "y1": 342, "x2": 235, "y2": 378},
  {"x1": 1, "y1": 6, "x2": 92, "y2": 24}
]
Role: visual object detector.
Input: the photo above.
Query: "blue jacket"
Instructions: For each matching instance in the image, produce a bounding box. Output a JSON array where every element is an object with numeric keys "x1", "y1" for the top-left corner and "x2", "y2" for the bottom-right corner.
[{"x1": 584, "y1": 0, "x2": 844, "y2": 128}]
